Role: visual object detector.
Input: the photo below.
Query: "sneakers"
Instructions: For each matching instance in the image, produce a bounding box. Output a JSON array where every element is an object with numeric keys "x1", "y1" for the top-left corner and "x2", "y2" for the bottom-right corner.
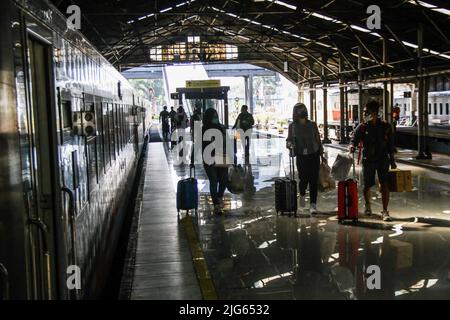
[
  {"x1": 299, "y1": 196, "x2": 306, "y2": 208},
  {"x1": 364, "y1": 203, "x2": 372, "y2": 216},
  {"x1": 381, "y1": 210, "x2": 392, "y2": 222},
  {"x1": 310, "y1": 203, "x2": 318, "y2": 215}
]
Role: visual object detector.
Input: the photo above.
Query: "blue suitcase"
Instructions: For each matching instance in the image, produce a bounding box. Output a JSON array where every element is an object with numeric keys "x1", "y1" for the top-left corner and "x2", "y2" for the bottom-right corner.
[{"x1": 176, "y1": 165, "x2": 198, "y2": 218}]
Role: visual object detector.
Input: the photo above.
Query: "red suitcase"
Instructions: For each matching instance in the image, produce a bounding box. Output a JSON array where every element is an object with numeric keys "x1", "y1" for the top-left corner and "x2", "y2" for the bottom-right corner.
[{"x1": 338, "y1": 153, "x2": 358, "y2": 223}]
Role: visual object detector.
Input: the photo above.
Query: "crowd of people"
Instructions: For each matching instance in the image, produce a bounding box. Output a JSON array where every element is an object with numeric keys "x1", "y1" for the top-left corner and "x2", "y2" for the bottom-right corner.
[{"x1": 159, "y1": 100, "x2": 397, "y2": 220}]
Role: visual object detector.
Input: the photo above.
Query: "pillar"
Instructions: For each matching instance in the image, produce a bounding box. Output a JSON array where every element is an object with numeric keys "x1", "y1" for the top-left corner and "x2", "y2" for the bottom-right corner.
[
  {"x1": 339, "y1": 56, "x2": 346, "y2": 144},
  {"x1": 416, "y1": 24, "x2": 431, "y2": 159},
  {"x1": 358, "y1": 46, "x2": 363, "y2": 125}
]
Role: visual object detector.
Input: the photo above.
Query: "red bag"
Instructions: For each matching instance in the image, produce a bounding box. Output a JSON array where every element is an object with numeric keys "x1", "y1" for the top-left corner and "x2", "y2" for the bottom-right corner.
[{"x1": 338, "y1": 153, "x2": 358, "y2": 222}]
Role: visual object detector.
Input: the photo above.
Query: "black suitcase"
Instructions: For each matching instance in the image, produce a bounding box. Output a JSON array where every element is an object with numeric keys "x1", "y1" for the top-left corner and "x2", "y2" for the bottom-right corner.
[{"x1": 275, "y1": 151, "x2": 297, "y2": 216}]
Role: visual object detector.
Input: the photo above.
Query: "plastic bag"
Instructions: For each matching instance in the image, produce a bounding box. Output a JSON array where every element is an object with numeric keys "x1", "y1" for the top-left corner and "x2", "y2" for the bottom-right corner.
[
  {"x1": 318, "y1": 161, "x2": 336, "y2": 191},
  {"x1": 331, "y1": 153, "x2": 353, "y2": 181},
  {"x1": 227, "y1": 164, "x2": 245, "y2": 194}
]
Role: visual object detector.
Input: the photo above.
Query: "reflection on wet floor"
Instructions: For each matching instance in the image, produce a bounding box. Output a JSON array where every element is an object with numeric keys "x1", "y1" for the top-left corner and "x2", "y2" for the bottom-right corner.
[{"x1": 163, "y1": 134, "x2": 450, "y2": 300}]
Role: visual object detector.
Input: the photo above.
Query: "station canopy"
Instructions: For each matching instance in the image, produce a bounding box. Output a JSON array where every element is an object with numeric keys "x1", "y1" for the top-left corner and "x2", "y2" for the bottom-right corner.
[{"x1": 52, "y1": 0, "x2": 450, "y2": 85}]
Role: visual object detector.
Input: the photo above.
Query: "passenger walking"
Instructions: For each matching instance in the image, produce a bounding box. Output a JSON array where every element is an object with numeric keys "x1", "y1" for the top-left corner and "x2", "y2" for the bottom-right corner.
[
  {"x1": 202, "y1": 108, "x2": 228, "y2": 215},
  {"x1": 159, "y1": 106, "x2": 170, "y2": 141},
  {"x1": 169, "y1": 106, "x2": 177, "y2": 132},
  {"x1": 190, "y1": 105, "x2": 202, "y2": 132},
  {"x1": 286, "y1": 103, "x2": 324, "y2": 214},
  {"x1": 232, "y1": 105, "x2": 254, "y2": 161},
  {"x1": 175, "y1": 106, "x2": 188, "y2": 129},
  {"x1": 349, "y1": 100, "x2": 396, "y2": 221}
]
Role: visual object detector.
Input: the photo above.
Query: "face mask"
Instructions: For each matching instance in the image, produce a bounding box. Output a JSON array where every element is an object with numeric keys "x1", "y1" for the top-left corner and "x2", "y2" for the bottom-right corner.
[{"x1": 364, "y1": 114, "x2": 373, "y2": 122}]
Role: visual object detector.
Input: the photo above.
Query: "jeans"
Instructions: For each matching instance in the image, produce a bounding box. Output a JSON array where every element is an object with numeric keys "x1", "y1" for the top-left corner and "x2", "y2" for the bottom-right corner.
[
  {"x1": 296, "y1": 153, "x2": 320, "y2": 204},
  {"x1": 204, "y1": 164, "x2": 228, "y2": 205}
]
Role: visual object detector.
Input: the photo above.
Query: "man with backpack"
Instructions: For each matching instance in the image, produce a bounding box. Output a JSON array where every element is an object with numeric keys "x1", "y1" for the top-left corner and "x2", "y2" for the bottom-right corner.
[
  {"x1": 159, "y1": 106, "x2": 170, "y2": 141},
  {"x1": 233, "y1": 105, "x2": 255, "y2": 161},
  {"x1": 349, "y1": 100, "x2": 396, "y2": 221}
]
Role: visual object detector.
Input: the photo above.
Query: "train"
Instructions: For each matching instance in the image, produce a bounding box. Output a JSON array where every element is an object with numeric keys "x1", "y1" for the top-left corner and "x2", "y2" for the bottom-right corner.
[
  {"x1": 0, "y1": 0, "x2": 152, "y2": 299},
  {"x1": 317, "y1": 87, "x2": 385, "y2": 140},
  {"x1": 317, "y1": 87, "x2": 450, "y2": 140},
  {"x1": 394, "y1": 91, "x2": 450, "y2": 126}
]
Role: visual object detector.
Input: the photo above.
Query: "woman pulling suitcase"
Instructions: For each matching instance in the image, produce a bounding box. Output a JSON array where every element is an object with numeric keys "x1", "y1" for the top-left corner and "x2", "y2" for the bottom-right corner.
[
  {"x1": 286, "y1": 103, "x2": 325, "y2": 214},
  {"x1": 202, "y1": 108, "x2": 229, "y2": 215}
]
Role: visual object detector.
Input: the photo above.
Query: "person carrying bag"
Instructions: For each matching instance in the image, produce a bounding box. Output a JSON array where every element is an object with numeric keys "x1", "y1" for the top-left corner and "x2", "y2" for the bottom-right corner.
[{"x1": 286, "y1": 103, "x2": 325, "y2": 214}]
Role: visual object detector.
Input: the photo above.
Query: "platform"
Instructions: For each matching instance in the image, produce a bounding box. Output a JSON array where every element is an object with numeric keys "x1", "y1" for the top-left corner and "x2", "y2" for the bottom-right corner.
[
  {"x1": 125, "y1": 142, "x2": 202, "y2": 300},
  {"x1": 123, "y1": 127, "x2": 450, "y2": 300}
]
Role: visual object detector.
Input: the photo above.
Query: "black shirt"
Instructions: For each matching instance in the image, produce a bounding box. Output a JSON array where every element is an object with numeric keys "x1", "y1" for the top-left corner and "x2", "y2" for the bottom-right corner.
[
  {"x1": 160, "y1": 110, "x2": 170, "y2": 123},
  {"x1": 351, "y1": 119, "x2": 394, "y2": 162}
]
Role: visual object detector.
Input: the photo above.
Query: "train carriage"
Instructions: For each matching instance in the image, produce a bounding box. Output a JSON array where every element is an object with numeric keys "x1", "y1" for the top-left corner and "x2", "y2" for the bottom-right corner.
[{"x1": 0, "y1": 0, "x2": 152, "y2": 299}]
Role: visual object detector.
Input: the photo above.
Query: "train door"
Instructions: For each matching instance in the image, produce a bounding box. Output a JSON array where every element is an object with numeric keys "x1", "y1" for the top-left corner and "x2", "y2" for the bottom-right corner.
[{"x1": 26, "y1": 36, "x2": 60, "y2": 299}]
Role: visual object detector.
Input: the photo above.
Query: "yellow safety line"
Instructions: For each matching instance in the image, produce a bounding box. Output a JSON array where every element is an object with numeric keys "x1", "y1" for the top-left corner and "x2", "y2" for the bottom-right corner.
[{"x1": 181, "y1": 215, "x2": 218, "y2": 300}]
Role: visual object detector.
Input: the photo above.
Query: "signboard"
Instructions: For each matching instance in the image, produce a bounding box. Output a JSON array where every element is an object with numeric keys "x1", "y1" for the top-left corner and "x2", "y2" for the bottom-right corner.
[
  {"x1": 170, "y1": 92, "x2": 179, "y2": 100},
  {"x1": 185, "y1": 80, "x2": 221, "y2": 88}
]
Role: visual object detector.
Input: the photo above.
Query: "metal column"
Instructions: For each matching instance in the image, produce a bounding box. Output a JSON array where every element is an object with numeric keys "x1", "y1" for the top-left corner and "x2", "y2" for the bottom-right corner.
[
  {"x1": 358, "y1": 46, "x2": 363, "y2": 124},
  {"x1": 244, "y1": 76, "x2": 249, "y2": 108},
  {"x1": 339, "y1": 56, "x2": 346, "y2": 144},
  {"x1": 390, "y1": 81, "x2": 394, "y2": 121},
  {"x1": 309, "y1": 82, "x2": 315, "y2": 122},
  {"x1": 416, "y1": 24, "x2": 431, "y2": 159},
  {"x1": 322, "y1": 55, "x2": 331, "y2": 143},
  {"x1": 298, "y1": 84, "x2": 304, "y2": 103},
  {"x1": 248, "y1": 75, "x2": 254, "y2": 114},
  {"x1": 345, "y1": 86, "x2": 350, "y2": 141},
  {"x1": 424, "y1": 77, "x2": 431, "y2": 158},
  {"x1": 383, "y1": 38, "x2": 391, "y2": 122},
  {"x1": 224, "y1": 91, "x2": 229, "y2": 128},
  {"x1": 383, "y1": 81, "x2": 390, "y2": 122}
]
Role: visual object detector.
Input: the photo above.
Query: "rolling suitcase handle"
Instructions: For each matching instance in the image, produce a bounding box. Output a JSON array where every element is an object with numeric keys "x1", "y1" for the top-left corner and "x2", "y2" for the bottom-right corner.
[
  {"x1": 190, "y1": 136, "x2": 196, "y2": 178},
  {"x1": 288, "y1": 148, "x2": 295, "y2": 180},
  {"x1": 351, "y1": 151, "x2": 356, "y2": 180}
]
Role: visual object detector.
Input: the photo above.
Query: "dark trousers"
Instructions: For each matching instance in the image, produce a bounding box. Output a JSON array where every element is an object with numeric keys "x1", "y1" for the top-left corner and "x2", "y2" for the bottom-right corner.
[
  {"x1": 243, "y1": 136, "x2": 250, "y2": 160},
  {"x1": 204, "y1": 164, "x2": 228, "y2": 205},
  {"x1": 296, "y1": 153, "x2": 320, "y2": 204},
  {"x1": 162, "y1": 122, "x2": 170, "y2": 140}
]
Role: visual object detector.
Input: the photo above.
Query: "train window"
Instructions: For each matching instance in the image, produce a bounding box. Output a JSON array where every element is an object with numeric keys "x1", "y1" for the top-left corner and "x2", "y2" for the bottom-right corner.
[
  {"x1": 119, "y1": 105, "x2": 124, "y2": 148},
  {"x1": 428, "y1": 103, "x2": 431, "y2": 114},
  {"x1": 446, "y1": 103, "x2": 449, "y2": 115},
  {"x1": 434, "y1": 103, "x2": 437, "y2": 115},
  {"x1": 125, "y1": 105, "x2": 129, "y2": 142},
  {"x1": 115, "y1": 104, "x2": 122, "y2": 152},
  {"x1": 61, "y1": 100, "x2": 72, "y2": 129},
  {"x1": 124, "y1": 108, "x2": 127, "y2": 143},
  {"x1": 86, "y1": 136, "x2": 98, "y2": 194},
  {"x1": 121, "y1": 105, "x2": 125, "y2": 147},
  {"x1": 109, "y1": 103, "x2": 116, "y2": 160},
  {"x1": 95, "y1": 101, "x2": 104, "y2": 176},
  {"x1": 102, "y1": 103, "x2": 111, "y2": 168},
  {"x1": 125, "y1": 107, "x2": 128, "y2": 142},
  {"x1": 440, "y1": 103, "x2": 443, "y2": 115}
]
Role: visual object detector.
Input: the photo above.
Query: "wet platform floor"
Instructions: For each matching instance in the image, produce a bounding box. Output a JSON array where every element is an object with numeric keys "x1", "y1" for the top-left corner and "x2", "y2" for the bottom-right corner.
[{"x1": 131, "y1": 130, "x2": 450, "y2": 300}]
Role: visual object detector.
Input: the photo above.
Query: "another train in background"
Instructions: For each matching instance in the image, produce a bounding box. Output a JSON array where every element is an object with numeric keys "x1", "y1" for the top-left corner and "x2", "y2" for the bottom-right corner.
[
  {"x1": 394, "y1": 91, "x2": 450, "y2": 126},
  {"x1": 318, "y1": 88, "x2": 385, "y2": 140}
]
